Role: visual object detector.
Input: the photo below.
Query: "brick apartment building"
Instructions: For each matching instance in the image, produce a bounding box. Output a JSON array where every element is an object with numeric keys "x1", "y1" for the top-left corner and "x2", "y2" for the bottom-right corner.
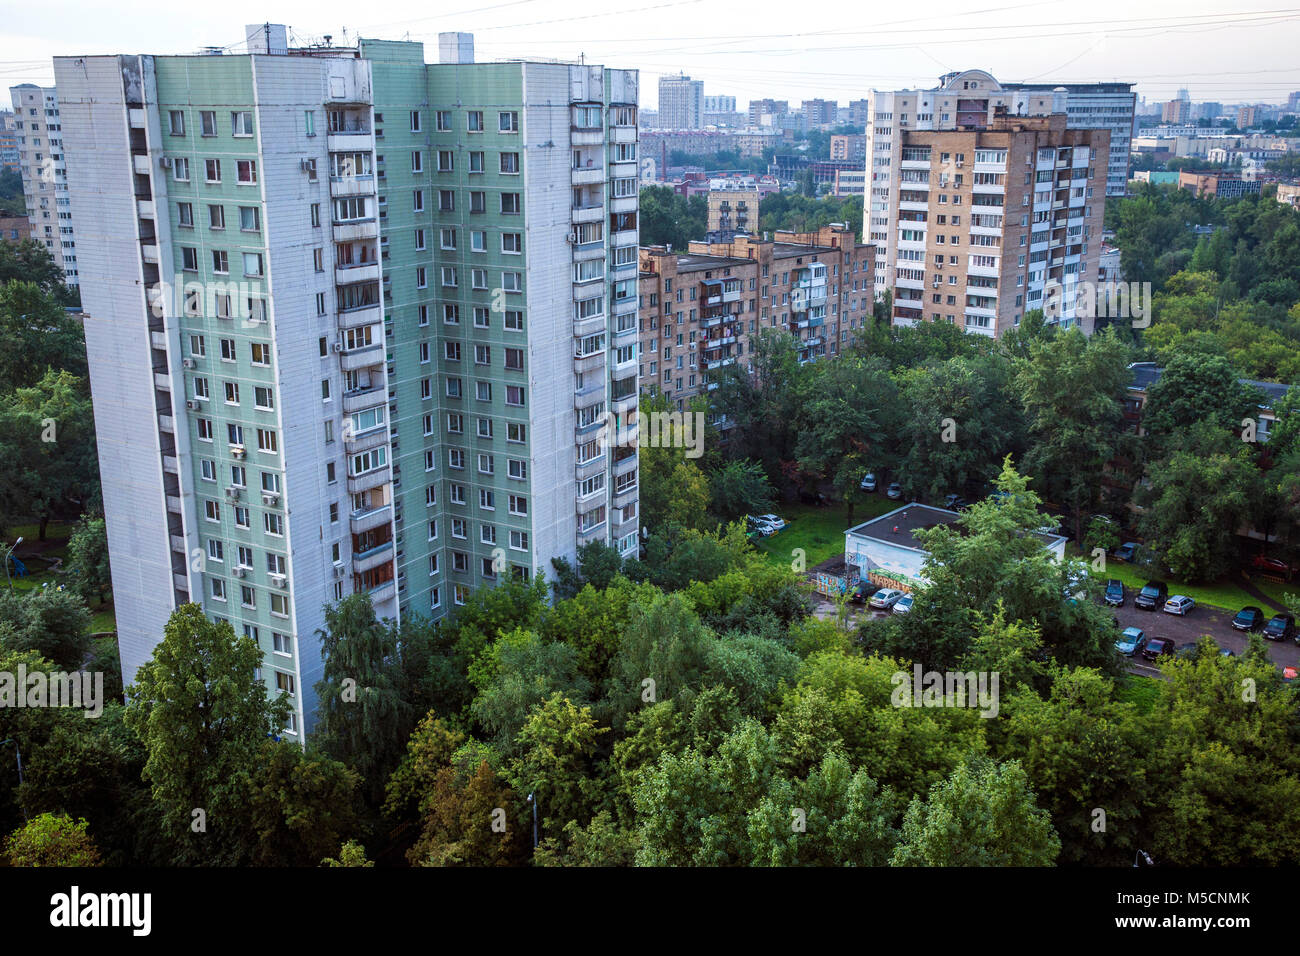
[
  {"x1": 887, "y1": 112, "x2": 1109, "y2": 336},
  {"x1": 638, "y1": 225, "x2": 874, "y2": 410}
]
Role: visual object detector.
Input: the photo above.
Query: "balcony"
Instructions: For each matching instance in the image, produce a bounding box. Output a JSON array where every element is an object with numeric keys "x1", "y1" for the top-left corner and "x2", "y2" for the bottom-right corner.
[
  {"x1": 158, "y1": 415, "x2": 174, "y2": 433},
  {"x1": 342, "y1": 385, "x2": 385, "y2": 414},
  {"x1": 571, "y1": 165, "x2": 604, "y2": 186},
  {"x1": 340, "y1": 343, "x2": 385, "y2": 371},
  {"x1": 345, "y1": 426, "x2": 388, "y2": 453},
  {"x1": 335, "y1": 262, "x2": 381, "y2": 285},
  {"x1": 347, "y1": 464, "x2": 391, "y2": 494},
  {"x1": 367, "y1": 580, "x2": 397, "y2": 605},
  {"x1": 141, "y1": 244, "x2": 160, "y2": 264},
  {"x1": 353, "y1": 540, "x2": 394, "y2": 574},
  {"x1": 327, "y1": 130, "x2": 372, "y2": 152},
  {"x1": 333, "y1": 220, "x2": 379, "y2": 243},
  {"x1": 571, "y1": 204, "x2": 604, "y2": 224},
  {"x1": 137, "y1": 199, "x2": 156, "y2": 218},
  {"x1": 350, "y1": 503, "x2": 393, "y2": 535},
  {"x1": 329, "y1": 174, "x2": 375, "y2": 198},
  {"x1": 154, "y1": 372, "x2": 171, "y2": 390},
  {"x1": 337, "y1": 302, "x2": 382, "y2": 329},
  {"x1": 705, "y1": 356, "x2": 736, "y2": 370}
]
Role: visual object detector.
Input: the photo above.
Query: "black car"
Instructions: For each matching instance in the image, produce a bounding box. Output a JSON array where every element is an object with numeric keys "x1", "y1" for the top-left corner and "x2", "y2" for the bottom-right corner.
[
  {"x1": 1103, "y1": 579, "x2": 1125, "y2": 607},
  {"x1": 1133, "y1": 580, "x2": 1168, "y2": 611},
  {"x1": 849, "y1": 581, "x2": 874, "y2": 605},
  {"x1": 1263, "y1": 613, "x2": 1297, "y2": 642},
  {"x1": 1231, "y1": 606, "x2": 1265, "y2": 632},
  {"x1": 1141, "y1": 636, "x2": 1176, "y2": 662}
]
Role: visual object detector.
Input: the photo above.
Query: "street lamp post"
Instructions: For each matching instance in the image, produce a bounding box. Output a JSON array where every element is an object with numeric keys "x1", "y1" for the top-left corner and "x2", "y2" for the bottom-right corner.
[
  {"x1": 3, "y1": 537, "x2": 23, "y2": 592},
  {"x1": 526, "y1": 792, "x2": 538, "y2": 849},
  {"x1": 0, "y1": 739, "x2": 27, "y2": 822}
]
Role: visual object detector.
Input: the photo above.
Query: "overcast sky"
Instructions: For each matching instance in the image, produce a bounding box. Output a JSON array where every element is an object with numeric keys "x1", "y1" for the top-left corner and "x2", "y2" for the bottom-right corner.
[{"x1": 5, "y1": 0, "x2": 1299, "y2": 108}]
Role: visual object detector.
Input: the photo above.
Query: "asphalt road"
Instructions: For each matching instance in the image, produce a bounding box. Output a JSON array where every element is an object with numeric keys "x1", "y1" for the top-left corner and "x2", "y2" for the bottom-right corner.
[{"x1": 812, "y1": 595, "x2": 1299, "y2": 675}]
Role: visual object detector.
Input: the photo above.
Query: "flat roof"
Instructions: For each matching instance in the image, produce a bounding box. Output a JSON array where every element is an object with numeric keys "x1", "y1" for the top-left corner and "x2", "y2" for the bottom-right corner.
[{"x1": 846, "y1": 502, "x2": 1066, "y2": 553}]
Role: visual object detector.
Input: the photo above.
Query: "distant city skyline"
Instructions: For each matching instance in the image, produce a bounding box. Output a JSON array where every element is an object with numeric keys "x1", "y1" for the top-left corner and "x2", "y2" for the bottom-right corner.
[{"x1": 5, "y1": 0, "x2": 1300, "y2": 109}]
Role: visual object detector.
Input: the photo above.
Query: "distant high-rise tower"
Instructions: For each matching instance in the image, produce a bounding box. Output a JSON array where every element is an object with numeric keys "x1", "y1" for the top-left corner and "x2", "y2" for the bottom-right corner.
[
  {"x1": 9, "y1": 84, "x2": 77, "y2": 286},
  {"x1": 658, "y1": 74, "x2": 704, "y2": 129}
]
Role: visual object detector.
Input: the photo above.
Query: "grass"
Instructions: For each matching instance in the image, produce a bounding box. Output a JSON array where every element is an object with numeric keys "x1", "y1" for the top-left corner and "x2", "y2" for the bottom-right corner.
[
  {"x1": 1114, "y1": 674, "x2": 1164, "y2": 713},
  {"x1": 4, "y1": 518, "x2": 116, "y2": 634},
  {"x1": 1068, "y1": 544, "x2": 1293, "y2": 612},
  {"x1": 752, "y1": 497, "x2": 900, "y2": 569}
]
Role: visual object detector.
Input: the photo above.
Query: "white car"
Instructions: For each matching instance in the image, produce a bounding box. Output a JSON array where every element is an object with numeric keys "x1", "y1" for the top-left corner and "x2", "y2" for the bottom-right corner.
[
  {"x1": 756, "y1": 514, "x2": 786, "y2": 532},
  {"x1": 861, "y1": 473, "x2": 877, "y2": 492},
  {"x1": 868, "y1": 588, "x2": 904, "y2": 610},
  {"x1": 1162, "y1": 595, "x2": 1195, "y2": 616},
  {"x1": 892, "y1": 593, "x2": 914, "y2": 614},
  {"x1": 746, "y1": 516, "x2": 777, "y2": 537}
]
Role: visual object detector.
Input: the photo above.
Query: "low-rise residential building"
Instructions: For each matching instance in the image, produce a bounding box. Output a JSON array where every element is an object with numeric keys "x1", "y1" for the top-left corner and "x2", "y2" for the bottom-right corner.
[
  {"x1": 830, "y1": 133, "x2": 867, "y2": 163},
  {"x1": 637, "y1": 225, "x2": 874, "y2": 409},
  {"x1": 706, "y1": 187, "x2": 760, "y2": 235},
  {"x1": 1178, "y1": 171, "x2": 1261, "y2": 198},
  {"x1": 833, "y1": 168, "x2": 865, "y2": 197},
  {"x1": 1277, "y1": 182, "x2": 1300, "y2": 208}
]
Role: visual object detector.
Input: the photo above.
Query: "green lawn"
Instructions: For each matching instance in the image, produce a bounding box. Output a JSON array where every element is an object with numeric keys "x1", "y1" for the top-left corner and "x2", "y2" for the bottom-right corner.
[
  {"x1": 1115, "y1": 674, "x2": 1164, "y2": 713},
  {"x1": 1075, "y1": 547, "x2": 1294, "y2": 613},
  {"x1": 753, "y1": 497, "x2": 900, "y2": 569}
]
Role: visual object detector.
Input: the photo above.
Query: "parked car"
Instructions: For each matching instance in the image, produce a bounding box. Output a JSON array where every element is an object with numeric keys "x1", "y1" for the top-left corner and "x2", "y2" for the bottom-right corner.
[
  {"x1": 1219, "y1": 647, "x2": 1236, "y2": 657},
  {"x1": 1230, "y1": 606, "x2": 1265, "y2": 632},
  {"x1": 1103, "y1": 579, "x2": 1125, "y2": 607},
  {"x1": 860, "y1": 473, "x2": 877, "y2": 492},
  {"x1": 746, "y1": 516, "x2": 777, "y2": 537},
  {"x1": 1133, "y1": 580, "x2": 1168, "y2": 610},
  {"x1": 1262, "y1": 613, "x2": 1296, "y2": 642},
  {"x1": 1175, "y1": 642, "x2": 1200, "y2": 660},
  {"x1": 868, "y1": 588, "x2": 904, "y2": 609},
  {"x1": 1114, "y1": 542, "x2": 1139, "y2": 562},
  {"x1": 1141, "y1": 636, "x2": 1176, "y2": 662},
  {"x1": 1251, "y1": 554, "x2": 1291, "y2": 575},
  {"x1": 1115, "y1": 627, "x2": 1148, "y2": 657},
  {"x1": 892, "y1": 593, "x2": 914, "y2": 615},
  {"x1": 755, "y1": 514, "x2": 785, "y2": 532},
  {"x1": 885, "y1": 482, "x2": 903, "y2": 500},
  {"x1": 849, "y1": 581, "x2": 874, "y2": 604},
  {"x1": 1162, "y1": 595, "x2": 1195, "y2": 616},
  {"x1": 942, "y1": 494, "x2": 968, "y2": 510}
]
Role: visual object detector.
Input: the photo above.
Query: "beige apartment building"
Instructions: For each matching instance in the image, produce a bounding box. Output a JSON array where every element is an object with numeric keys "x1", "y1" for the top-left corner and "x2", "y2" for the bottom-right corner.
[
  {"x1": 888, "y1": 112, "x2": 1108, "y2": 337},
  {"x1": 638, "y1": 225, "x2": 875, "y2": 410},
  {"x1": 707, "y1": 188, "x2": 760, "y2": 235}
]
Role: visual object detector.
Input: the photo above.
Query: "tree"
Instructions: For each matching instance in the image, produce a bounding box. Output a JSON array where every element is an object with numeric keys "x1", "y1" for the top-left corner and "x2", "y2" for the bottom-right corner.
[
  {"x1": 471, "y1": 630, "x2": 592, "y2": 757},
  {"x1": 67, "y1": 514, "x2": 111, "y2": 606},
  {"x1": 1136, "y1": 423, "x2": 1258, "y2": 581},
  {"x1": 890, "y1": 757, "x2": 1060, "y2": 866},
  {"x1": 506, "y1": 693, "x2": 609, "y2": 836},
  {"x1": 0, "y1": 585, "x2": 92, "y2": 671},
  {"x1": 1014, "y1": 327, "x2": 1130, "y2": 541},
  {"x1": 708, "y1": 459, "x2": 776, "y2": 522},
  {"x1": 408, "y1": 756, "x2": 527, "y2": 867},
  {"x1": 1142, "y1": 352, "x2": 1261, "y2": 453},
  {"x1": 793, "y1": 356, "x2": 904, "y2": 520},
  {"x1": 638, "y1": 186, "x2": 707, "y2": 248},
  {"x1": 4, "y1": 812, "x2": 101, "y2": 866},
  {"x1": 637, "y1": 390, "x2": 712, "y2": 533},
  {"x1": 313, "y1": 593, "x2": 413, "y2": 807},
  {"x1": 246, "y1": 740, "x2": 362, "y2": 866},
  {"x1": 534, "y1": 810, "x2": 639, "y2": 866},
  {"x1": 0, "y1": 368, "x2": 99, "y2": 539},
  {"x1": 123, "y1": 604, "x2": 291, "y2": 865},
  {"x1": 0, "y1": 245, "x2": 75, "y2": 305},
  {"x1": 322, "y1": 839, "x2": 374, "y2": 867}
]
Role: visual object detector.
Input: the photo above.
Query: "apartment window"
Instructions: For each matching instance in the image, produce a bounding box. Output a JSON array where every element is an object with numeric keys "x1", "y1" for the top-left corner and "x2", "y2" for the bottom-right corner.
[
  {"x1": 231, "y1": 111, "x2": 253, "y2": 137},
  {"x1": 212, "y1": 250, "x2": 228, "y2": 274},
  {"x1": 440, "y1": 227, "x2": 457, "y2": 250},
  {"x1": 239, "y1": 206, "x2": 260, "y2": 231},
  {"x1": 205, "y1": 159, "x2": 221, "y2": 183},
  {"x1": 200, "y1": 111, "x2": 217, "y2": 137},
  {"x1": 508, "y1": 495, "x2": 527, "y2": 516},
  {"x1": 439, "y1": 190, "x2": 455, "y2": 212},
  {"x1": 243, "y1": 252, "x2": 264, "y2": 277},
  {"x1": 502, "y1": 233, "x2": 522, "y2": 254},
  {"x1": 475, "y1": 381, "x2": 492, "y2": 401},
  {"x1": 211, "y1": 578, "x2": 226, "y2": 602},
  {"x1": 502, "y1": 272, "x2": 522, "y2": 293},
  {"x1": 508, "y1": 459, "x2": 527, "y2": 480},
  {"x1": 472, "y1": 268, "x2": 488, "y2": 289},
  {"x1": 437, "y1": 150, "x2": 453, "y2": 172},
  {"x1": 411, "y1": 151, "x2": 423, "y2": 174},
  {"x1": 223, "y1": 381, "x2": 239, "y2": 405},
  {"x1": 450, "y1": 484, "x2": 466, "y2": 506},
  {"x1": 181, "y1": 246, "x2": 199, "y2": 272},
  {"x1": 474, "y1": 307, "x2": 490, "y2": 328},
  {"x1": 177, "y1": 202, "x2": 194, "y2": 228},
  {"x1": 436, "y1": 110, "x2": 452, "y2": 132},
  {"x1": 470, "y1": 191, "x2": 486, "y2": 214},
  {"x1": 173, "y1": 156, "x2": 189, "y2": 182},
  {"x1": 410, "y1": 110, "x2": 422, "y2": 133},
  {"x1": 500, "y1": 193, "x2": 520, "y2": 215},
  {"x1": 311, "y1": 203, "x2": 321, "y2": 227},
  {"x1": 204, "y1": 500, "x2": 221, "y2": 523},
  {"x1": 499, "y1": 111, "x2": 519, "y2": 132},
  {"x1": 168, "y1": 110, "x2": 185, "y2": 135},
  {"x1": 504, "y1": 347, "x2": 524, "y2": 371},
  {"x1": 500, "y1": 152, "x2": 519, "y2": 174},
  {"x1": 507, "y1": 423, "x2": 526, "y2": 443},
  {"x1": 305, "y1": 111, "x2": 316, "y2": 136},
  {"x1": 257, "y1": 428, "x2": 278, "y2": 454},
  {"x1": 413, "y1": 190, "x2": 424, "y2": 213},
  {"x1": 254, "y1": 386, "x2": 274, "y2": 410},
  {"x1": 471, "y1": 230, "x2": 486, "y2": 252}
]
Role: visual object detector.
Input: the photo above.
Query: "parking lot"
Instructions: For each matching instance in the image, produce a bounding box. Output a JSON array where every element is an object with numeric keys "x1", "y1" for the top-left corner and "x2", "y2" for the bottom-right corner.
[
  {"x1": 1115, "y1": 601, "x2": 1299, "y2": 676},
  {"x1": 810, "y1": 591, "x2": 1299, "y2": 677}
]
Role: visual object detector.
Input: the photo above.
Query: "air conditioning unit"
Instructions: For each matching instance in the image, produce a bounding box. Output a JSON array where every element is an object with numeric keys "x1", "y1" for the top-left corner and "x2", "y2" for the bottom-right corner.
[
  {"x1": 230, "y1": 445, "x2": 246, "y2": 459},
  {"x1": 268, "y1": 573, "x2": 286, "y2": 588},
  {"x1": 232, "y1": 567, "x2": 246, "y2": 579},
  {"x1": 262, "y1": 492, "x2": 279, "y2": 506},
  {"x1": 333, "y1": 563, "x2": 346, "y2": 578},
  {"x1": 299, "y1": 158, "x2": 314, "y2": 171},
  {"x1": 159, "y1": 156, "x2": 173, "y2": 169},
  {"x1": 332, "y1": 341, "x2": 344, "y2": 353},
  {"x1": 185, "y1": 399, "x2": 198, "y2": 410},
  {"x1": 182, "y1": 358, "x2": 195, "y2": 369},
  {"x1": 225, "y1": 486, "x2": 241, "y2": 501}
]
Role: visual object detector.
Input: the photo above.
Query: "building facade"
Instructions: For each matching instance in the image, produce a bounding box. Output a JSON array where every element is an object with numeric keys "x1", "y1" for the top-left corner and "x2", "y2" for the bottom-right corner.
[
  {"x1": 882, "y1": 113, "x2": 1108, "y2": 337},
  {"x1": 830, "y1": 133, "x2": 867, "y2": 162},
  {"x1": 658, "y1": 74, "x2": 704, "y2": 130},
  {"x1": 9, "y1": 84, "x2": 77, "y2": 285},
  {"x1": 56, "y1": 27, "x2": 639, "y2": 739},
  {"x1": 637, "y1": 225, "x2": 874, "y2": 409},
  {"x1": 706, "y1": 188, "x2": 759, "y2": 235}
]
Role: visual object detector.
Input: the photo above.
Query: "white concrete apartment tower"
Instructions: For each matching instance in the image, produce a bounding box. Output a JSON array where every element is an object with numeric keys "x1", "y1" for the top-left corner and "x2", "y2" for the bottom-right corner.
[
  {"x1": 55, "y1": 33, "x2": 396, "y2": 738},
  {"x1": 9, "y1": 84, "x2": 77, "y2": 286}
]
